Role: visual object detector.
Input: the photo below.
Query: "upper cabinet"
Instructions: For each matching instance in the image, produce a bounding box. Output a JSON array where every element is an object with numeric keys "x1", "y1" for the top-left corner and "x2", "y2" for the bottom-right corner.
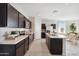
[
  {"x1": 18, "y1": 13, "x2": 25, "y2": 28},
  {"x1": 0, "y1": 3, "x2": 31, "y2": 29},
  {"x1": 24, "y1": 17, "x2": 31, "y2": 29},
  {"x1": 7, "y1": 4, "x2": 18, "y2": 28},
  {"x1": 0, "y1": 3, "x2": 18, "y2": 27},
  {"x1": 51, "y1": 24, "x2": 56, "y2": 29},
  {"x1": 0, "y1": 3, "x2": 7, "y2": 27}
]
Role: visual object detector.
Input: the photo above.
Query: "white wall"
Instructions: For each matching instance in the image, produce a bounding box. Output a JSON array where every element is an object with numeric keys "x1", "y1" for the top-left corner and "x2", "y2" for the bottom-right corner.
[{"x1": 35, "y1": 16, "x2": 41, "y2": 39}]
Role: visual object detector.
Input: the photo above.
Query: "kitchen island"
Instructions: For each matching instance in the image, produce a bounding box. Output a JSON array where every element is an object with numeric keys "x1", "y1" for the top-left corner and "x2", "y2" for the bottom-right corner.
[
  {"x1": 0, "y1": 35, "x2": 29, "y2": 56},
  {"x1": 0, "y1": 31, "x2": 34, "y2": 56},
  {"x1": 46, "y1": 33, "x2": 66, "y2": 55}
]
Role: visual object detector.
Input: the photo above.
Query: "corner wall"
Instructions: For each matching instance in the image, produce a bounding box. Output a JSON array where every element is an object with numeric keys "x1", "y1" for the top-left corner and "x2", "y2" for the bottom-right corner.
[{"x1": 35, "y1": 16, "x2": 41, "y2": 39}]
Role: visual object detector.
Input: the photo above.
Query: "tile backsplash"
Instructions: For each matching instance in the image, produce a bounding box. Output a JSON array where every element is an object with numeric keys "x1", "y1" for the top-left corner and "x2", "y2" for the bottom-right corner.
[{"x1": 0, "y1": 27, "x2": 30, "y2": 37}]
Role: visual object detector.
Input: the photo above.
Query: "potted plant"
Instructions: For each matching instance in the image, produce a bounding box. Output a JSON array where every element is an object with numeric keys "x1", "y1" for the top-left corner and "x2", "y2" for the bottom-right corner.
[{"x1": 70, "y1": 23, "x2": 76, "y2": 33}]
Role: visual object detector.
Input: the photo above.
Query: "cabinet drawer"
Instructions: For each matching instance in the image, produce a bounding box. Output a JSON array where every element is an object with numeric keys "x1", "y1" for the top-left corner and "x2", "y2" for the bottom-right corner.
[{"x1": 16, "y1": 40, "x2": 24, "y2": 48}]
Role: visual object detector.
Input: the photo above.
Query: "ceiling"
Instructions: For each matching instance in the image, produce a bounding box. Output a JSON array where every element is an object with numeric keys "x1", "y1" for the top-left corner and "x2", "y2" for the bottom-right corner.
[{"x1": 11, "y1": 3, "x2": 79, "y2": 20}]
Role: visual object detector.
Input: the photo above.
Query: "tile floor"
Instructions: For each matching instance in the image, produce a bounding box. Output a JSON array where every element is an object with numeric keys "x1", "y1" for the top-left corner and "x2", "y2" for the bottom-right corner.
[
  {"x1": 25, "y1": 38, "x2": 79, "y2": 56},
  {"x1": 25, "y1": 39, "x2": 52, "y2": 56}
]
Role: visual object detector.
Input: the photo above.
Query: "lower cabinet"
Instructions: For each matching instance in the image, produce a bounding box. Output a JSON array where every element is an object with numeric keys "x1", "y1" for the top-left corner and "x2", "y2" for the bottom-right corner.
[
  {"x1": 0, "y1": 34, "x2": 35, "y2": 56},
  {"x1": 50, "y1": 38, "x2": 63, "y2": 55},
  {"x1": 24, "y1": 37, "x2": 29, "y2": 53},
  {"x1": 29, "y1": 33, "x2": 34, "y2": 45},
  {"x1": 16, "y1": 38, "x2": 25, "y2": 56},
  {"x1": 0, "y1": 36, "x2": 29, "y2": 56},
  {"x1": 16, "y1": 44, "x2": 24, "y2": 56},
  {"x1": 0, "y1": 45, "x2": 15, "y2": 56},
  {"x1": 46, "y1": 36, "x2": 63, "y2": 55}
]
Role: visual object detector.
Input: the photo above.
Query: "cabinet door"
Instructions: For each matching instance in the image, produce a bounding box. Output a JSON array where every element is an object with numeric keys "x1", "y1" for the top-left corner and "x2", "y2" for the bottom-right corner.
[
  {"x1": 16, "y1": 44, "x2": 24, "y2": 56},
  {"x1": 7, "y1": 4, "x2": 18, "y2": 28},
  {"x1": 31, "y1": 34, "x2": 34, "y2": 42},
  {"x1": 18, "y1": 13, "x2": 25, "y2": 28},
  {"x1": 25, "y1": 38, "x2": 29, "y2": 53},
  {"x1": 26, "y1": 20, "x2": 29, "y2": 28},
  {"x1": 0, "y1": 45, "x2": 15, "y2": 56},
  {"x1": 29, "y1": 34, "x2": 34, "y2": 45},
  {"x1": 46, "y1": 36, "x2": 50, "y2": 49},
  {"x1": 50, "y1": 38, "x2": 62, "y2": 55},
  {"x1": 0, "y1": 3, "x2": 7, "y2": 27},
  {"x1": 41, "y1": 24, "x2": 46, "y2": 29},
  {"x1": 25, "y1": 18, "x2": 30, "y2": 29},
  {"x1": 29, "y1": 35, "x2": 32, "y2": 45}
]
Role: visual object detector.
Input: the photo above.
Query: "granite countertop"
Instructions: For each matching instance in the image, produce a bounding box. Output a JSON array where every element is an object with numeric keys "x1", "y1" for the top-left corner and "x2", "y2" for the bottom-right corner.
[
  {"x1": 0, "y1": 35, "x2": 28, "y2": 45},
  {"x1": 46, "y1": 33, "x2": 66, "y2": 39}
]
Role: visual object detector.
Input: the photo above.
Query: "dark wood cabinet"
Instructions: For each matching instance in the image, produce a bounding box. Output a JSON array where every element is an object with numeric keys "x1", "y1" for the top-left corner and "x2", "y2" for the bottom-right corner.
[
  {"x1": 46, "y1": 35, "x2": 63, "y2": 55},
  {"x1": 41, "y1": 24, "x2": 46, "y2": 38},
  {"x1": 25, "y1": 17, "x2": 31, "y2": 29},
  {"x1": 16, "y1": 39, "x2": 25, "y2": 48},
  {"x1": 41, "y1": 24, "x2": 46, "y2": 29},
  {"x1": 29, "y1": 33, "x2": 34, "y2": 45},
  {"x1": 0, "y1": 3, "x2": 19, "y2": 27},
  {"x1": 16, "y1": 44, "x2": 24, "y2": 56},
  {"x1": 7, "y1": 4, "x2": 19, "y2": 28},
  {"x1": 0, "y1": 3, "x2": 7, "y2": 27},
  {"x1": 16, "y1": 36, "x2": 29, "y2": 56},
  {"x1": 24, "y1": 37, "x2": 29, "y2": 53},
  {"x1": 18, "y1": 13, "x2": 25, "y2": 28},
  {"x1": 50, "y1": 38, "x2": 62, "y2": 55},
  {"x1": 0, "y1": 3, "x2": 31, "y2": 28},
  {"x1": 0, "y1": 45, "x2": 15, "y2": 56},
  {"x1": 0, "y1": 36, "x2": 29, "y2": 56}
]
